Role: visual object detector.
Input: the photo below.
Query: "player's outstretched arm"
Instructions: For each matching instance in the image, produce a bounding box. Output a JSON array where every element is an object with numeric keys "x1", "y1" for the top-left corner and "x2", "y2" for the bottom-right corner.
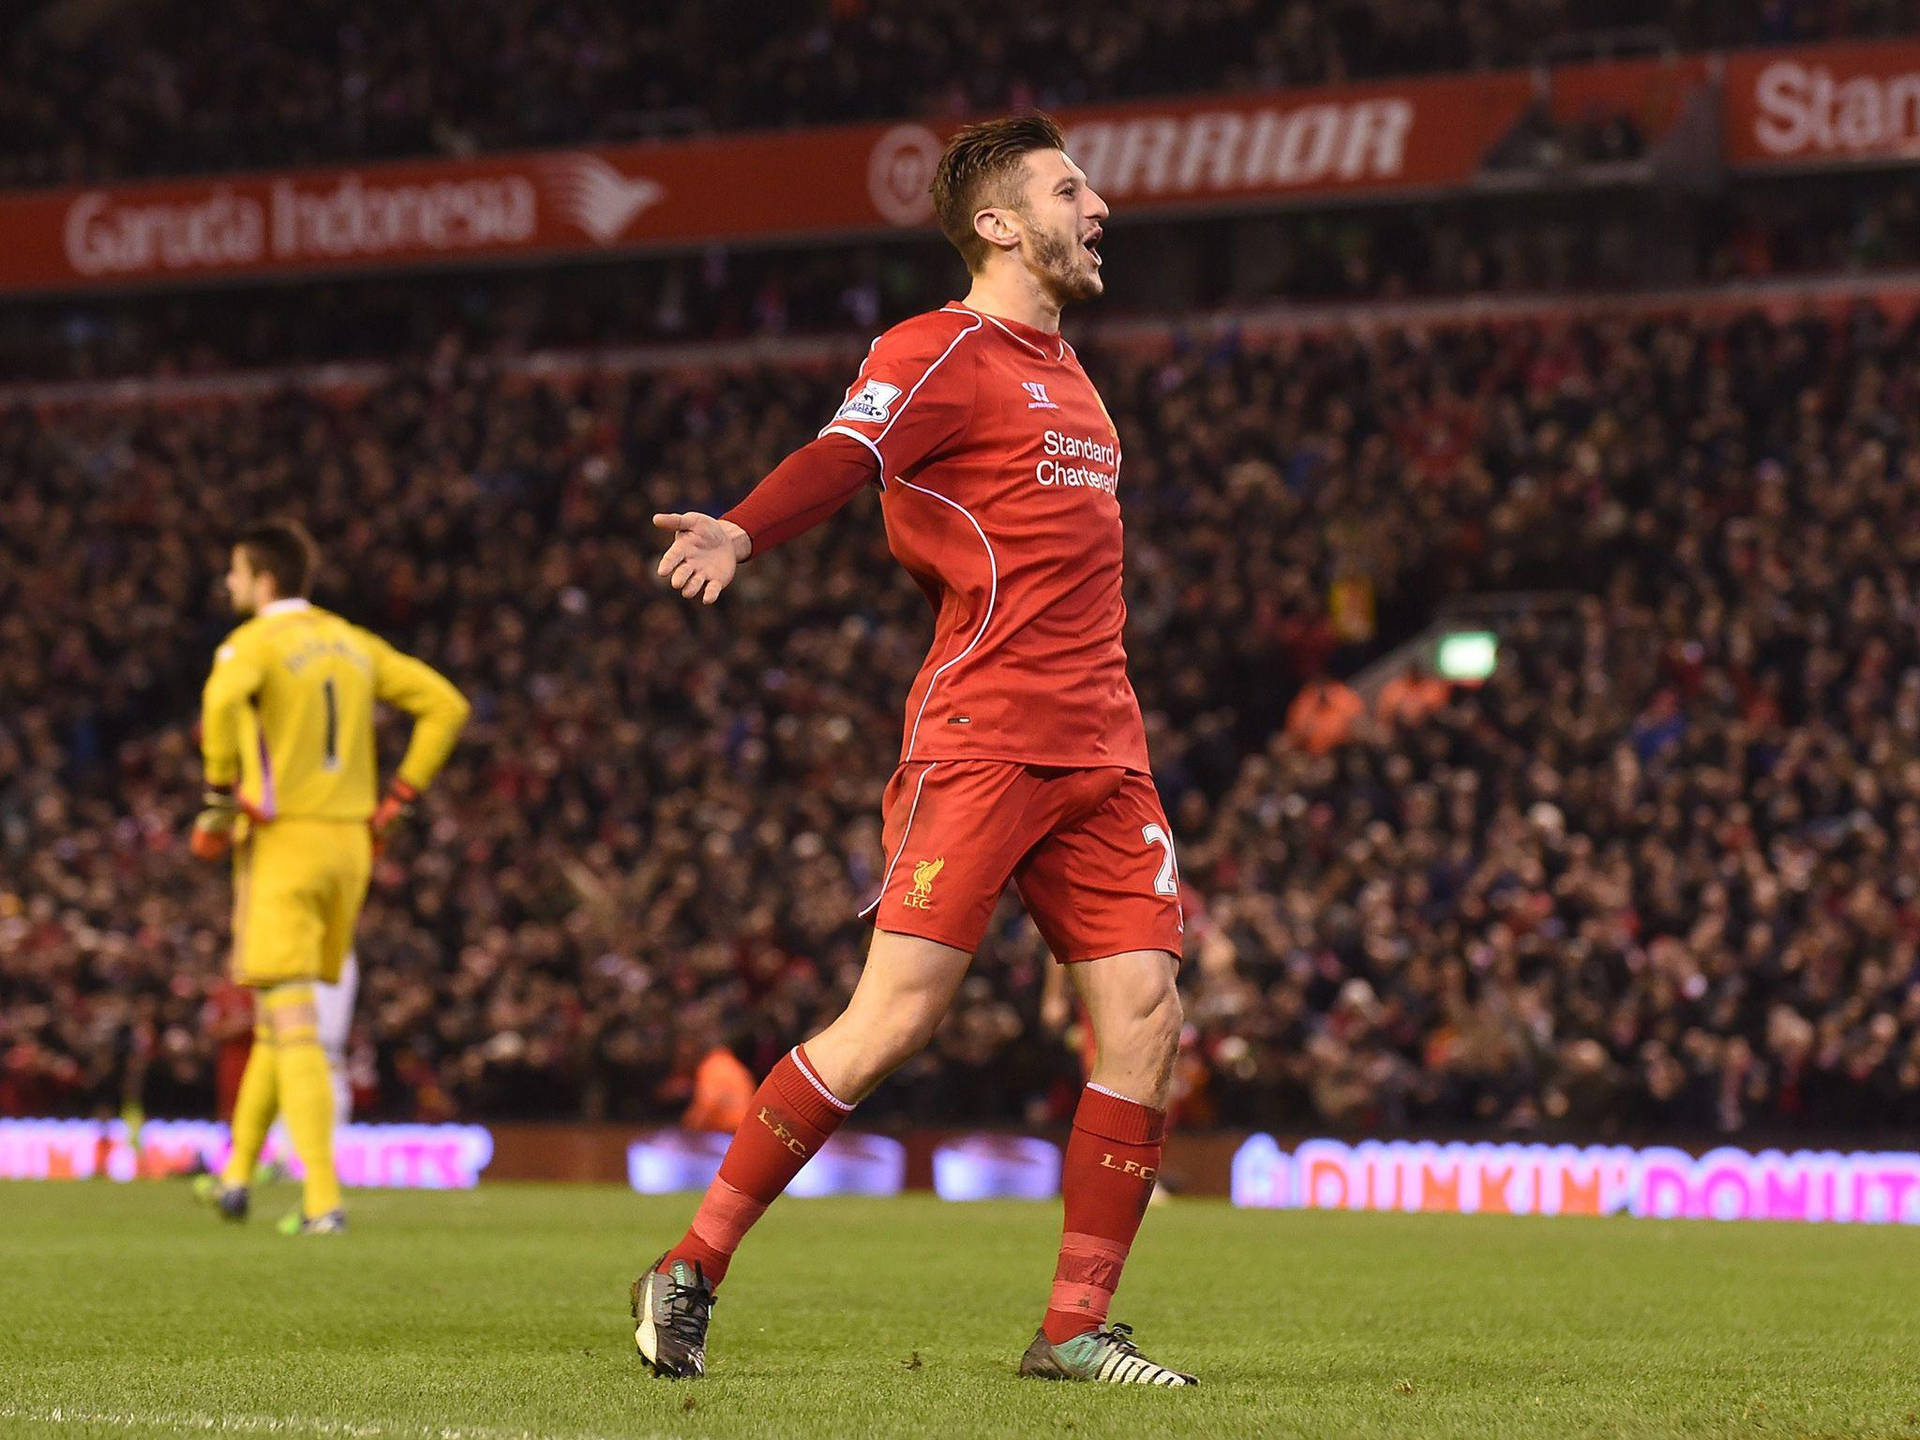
[
  {"x1": 654, "y1": 432, "x2": 880, "y2": 605},
  {"x1": 654, "y1": 513, "x2": 751, "y2": 604}
]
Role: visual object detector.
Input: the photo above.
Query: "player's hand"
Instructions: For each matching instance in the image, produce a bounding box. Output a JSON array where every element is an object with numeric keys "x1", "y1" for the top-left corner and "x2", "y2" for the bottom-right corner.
[
  {"x1": 189, "y1": 784, "x2": 259, "y2": 861},
  {"x1": 369, "y1": 778, "x2": 419, "y2": 856},
  {"x1": 654, "y1": 512, "x2": 750, "y2": 604}
]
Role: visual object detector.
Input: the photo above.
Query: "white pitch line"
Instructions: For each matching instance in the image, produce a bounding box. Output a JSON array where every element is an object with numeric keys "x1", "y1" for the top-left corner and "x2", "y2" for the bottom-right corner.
[{"x1": 0, "y1": 1406, "x2": 686, "y2": 1440}]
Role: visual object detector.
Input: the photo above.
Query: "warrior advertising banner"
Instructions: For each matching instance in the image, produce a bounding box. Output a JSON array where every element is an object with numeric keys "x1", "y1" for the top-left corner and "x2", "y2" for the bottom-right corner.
[{"x1": 0, "y1": 69, "x2": 1533, "y2": 295}]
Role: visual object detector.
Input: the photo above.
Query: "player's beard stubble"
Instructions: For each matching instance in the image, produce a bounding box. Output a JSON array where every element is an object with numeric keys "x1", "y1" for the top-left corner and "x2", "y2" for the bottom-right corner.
[{"x1": 1027, "y1": 222, "x2": 1103, "y2": 305}]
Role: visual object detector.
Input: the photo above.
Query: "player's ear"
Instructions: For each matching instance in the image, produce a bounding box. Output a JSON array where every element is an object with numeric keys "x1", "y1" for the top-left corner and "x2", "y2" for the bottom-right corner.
[{"x1": 972, "y1": 205, "x2": 1022, "y2": 256}]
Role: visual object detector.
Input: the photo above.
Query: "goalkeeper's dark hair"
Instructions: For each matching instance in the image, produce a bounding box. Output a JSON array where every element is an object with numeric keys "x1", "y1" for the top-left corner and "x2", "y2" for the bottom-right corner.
[
  {"x1": 931, "y1": 112, "x2": 1066, "y2": 273},
  {"x1": 236, "y1": 518, "x2": 318, "y2": 599}
]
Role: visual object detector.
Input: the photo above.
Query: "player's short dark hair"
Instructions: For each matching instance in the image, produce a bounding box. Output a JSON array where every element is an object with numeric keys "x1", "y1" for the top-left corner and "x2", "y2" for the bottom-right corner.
[
  {"x1": 931, "y1": 112, "x2": 1066, "y2": 273},
  {"x1": 235, "y1": 518, "x2": 318, "y2": 599}
]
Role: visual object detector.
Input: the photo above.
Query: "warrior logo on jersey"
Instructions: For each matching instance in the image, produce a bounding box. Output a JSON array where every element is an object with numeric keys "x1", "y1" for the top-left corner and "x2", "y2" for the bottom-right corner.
[
  {"x1": 837, "y1": 379, "x2": 903, "y2": 424},
  {"x1": 905, "y1": 856, "x2": 945, "y2": 909},
  {"x1": 1022, "y1": 381, "x2": 1058, "y2": 410}
]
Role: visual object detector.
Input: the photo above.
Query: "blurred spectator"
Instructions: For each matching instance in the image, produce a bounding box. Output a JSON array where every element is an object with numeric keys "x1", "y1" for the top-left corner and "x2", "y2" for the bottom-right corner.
[
  {"x1": 1376, "y1": 661, "x2": 1452, "y2": 728},
  {"x1": 1284, "y1": 675, "x2": 1368, "y2": 755},
  {"x1": 671, "y1": 1019, "x2": 757, "y2": 1133},
  {"x1": 1483, "y1": 100, "x2": 1647, "y2": 173}
]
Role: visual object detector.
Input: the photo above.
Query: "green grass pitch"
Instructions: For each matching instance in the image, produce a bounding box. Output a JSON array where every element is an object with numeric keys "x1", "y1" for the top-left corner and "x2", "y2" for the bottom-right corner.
[{"x1": 3, "y1": 1180, "x2": 1918, "y2": 1439}]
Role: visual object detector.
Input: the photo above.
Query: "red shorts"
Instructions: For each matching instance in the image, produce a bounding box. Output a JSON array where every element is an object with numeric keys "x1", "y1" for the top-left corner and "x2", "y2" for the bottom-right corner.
[{"x1": 862, "y1": 760, "x2": 1184, "y2": 962}]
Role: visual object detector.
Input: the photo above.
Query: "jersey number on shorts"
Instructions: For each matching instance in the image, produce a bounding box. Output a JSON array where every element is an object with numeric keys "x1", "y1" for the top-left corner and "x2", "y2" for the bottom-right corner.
[{"x1": 1141, "y1": 823, "x2": 1179, "y2": 897}]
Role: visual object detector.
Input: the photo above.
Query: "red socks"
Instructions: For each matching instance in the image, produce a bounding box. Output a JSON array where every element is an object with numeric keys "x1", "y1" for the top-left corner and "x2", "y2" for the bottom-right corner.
[
  {"x1": 663, "y1": 1045, "x2": 852, "y2": 1286},
  {"x1": 1042, "y1": 1084, "x2": 1165, "y2": 1345},
  {"x1": 659, "y1": 1055, "x2": 1163, "y2": 1340}
]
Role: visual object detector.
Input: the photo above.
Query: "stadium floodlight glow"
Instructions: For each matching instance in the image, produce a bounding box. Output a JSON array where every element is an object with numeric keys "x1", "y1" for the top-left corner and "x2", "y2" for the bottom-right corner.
[
  {"x1": 931, "y1": 1135, "x2": 1062, "y2": 1201},
  {"x1": 626, "y1": 1130, "x2": 906, "y2": 1197},
  {"x1": 627, "y1": 1131, "x2": 731, "y2": 1194},
  {"x1": 1435, "y1": 630, "x2": 1499, "y2": 682},
  {"x1": 786, "y1": 1132, "x2": 906, "y2": 1198}
]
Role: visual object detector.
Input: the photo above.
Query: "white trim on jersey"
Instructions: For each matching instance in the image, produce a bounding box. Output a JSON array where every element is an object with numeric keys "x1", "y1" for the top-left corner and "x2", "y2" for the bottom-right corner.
[
  {"x1": 979, "y1": 311, "x2": 1067, "y2": 362},
  {"x1": 818, "y1": 424, "x2": 886, "y2": 473},
  {"x1": 977, "y1": 311, "x2": 1045, "y2": 357},
  {"x1": 873, "y1": 314, "x2": 984, "y2": 462},
  {"x1": 860, "y1": 761, "x2": 938, "y2": 920},
  {"x1": 817, "y1": 316, "x2": 980, "y2": 490},
  {"x1": 894, "y1": 476, "x2": 999, "y2": 761},
  {"x1": 950, "y1": 302, "x2": 1067, "y2": 362},
  {"x1": 819, "y1": 339, "x2": 884, "y2": 426}
]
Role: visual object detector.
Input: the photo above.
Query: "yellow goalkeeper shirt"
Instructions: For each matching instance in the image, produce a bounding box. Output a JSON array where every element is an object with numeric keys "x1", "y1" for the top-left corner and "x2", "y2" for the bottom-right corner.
[{"x1": 200, "y1": 598, "x2": 470, "y2": 822}]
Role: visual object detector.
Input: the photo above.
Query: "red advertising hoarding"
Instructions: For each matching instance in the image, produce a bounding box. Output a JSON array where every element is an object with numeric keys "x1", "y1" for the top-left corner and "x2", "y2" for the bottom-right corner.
[
  {"x1": 6, "y1": 38, "x2": 1915, "y2": 298},
  {"x1": 0, "y1": 68, "x2": 1533, "y2": 296},
  {"x1": 1725, "y1": 38, "x2": 1920, "y2": 170}
]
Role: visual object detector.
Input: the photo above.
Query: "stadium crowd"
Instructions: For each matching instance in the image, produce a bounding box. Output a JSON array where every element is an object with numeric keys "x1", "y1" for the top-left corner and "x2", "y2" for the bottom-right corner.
[
  {"x1": 3, "y1": 0, "x2": 1909, "y2": 186},
  {"x1": 6, "y1": 298, "x2": 1920, "y2": 1142}
]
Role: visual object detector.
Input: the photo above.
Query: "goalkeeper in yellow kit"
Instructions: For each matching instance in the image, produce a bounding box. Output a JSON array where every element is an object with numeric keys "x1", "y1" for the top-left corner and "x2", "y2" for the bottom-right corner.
[{"x1": 191, "y1": 520, "x2": 469, "y2": 1233}]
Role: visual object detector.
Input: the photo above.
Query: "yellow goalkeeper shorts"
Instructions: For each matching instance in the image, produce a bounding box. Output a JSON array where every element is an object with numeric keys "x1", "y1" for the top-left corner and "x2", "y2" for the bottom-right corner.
[{"x1": 230, "y1": 818, "x2": 373, "y2": 988}]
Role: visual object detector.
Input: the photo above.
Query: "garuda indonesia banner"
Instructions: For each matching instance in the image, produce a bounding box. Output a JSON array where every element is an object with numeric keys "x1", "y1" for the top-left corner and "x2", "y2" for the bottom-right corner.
[
  {"x1": 0, "y1": 69, "x2": 1532, "y2": 295},
  {"x1": 4, "y1": 37, "x2": 1918, "y2": 296}
]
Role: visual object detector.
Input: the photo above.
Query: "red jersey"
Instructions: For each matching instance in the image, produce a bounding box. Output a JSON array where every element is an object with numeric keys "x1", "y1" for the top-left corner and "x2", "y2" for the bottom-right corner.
[{"x1": 821, "y1": 302, "x2": 1149, "y2": 773}]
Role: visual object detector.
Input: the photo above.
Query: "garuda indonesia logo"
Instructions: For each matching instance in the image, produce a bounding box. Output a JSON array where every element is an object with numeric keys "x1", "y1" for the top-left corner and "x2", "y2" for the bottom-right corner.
[{"x1": 540, "y1": 154, "x2": 665, "y2": 243}]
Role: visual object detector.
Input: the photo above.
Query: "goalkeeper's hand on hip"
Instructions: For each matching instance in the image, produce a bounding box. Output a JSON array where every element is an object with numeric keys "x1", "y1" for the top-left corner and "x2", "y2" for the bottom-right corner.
[
  {"x1": 190, "y1": 783, "x2": 264, "y2": 860},
  {"x1": 369, "y1": 778, "x2": 420, "y2": 856}
]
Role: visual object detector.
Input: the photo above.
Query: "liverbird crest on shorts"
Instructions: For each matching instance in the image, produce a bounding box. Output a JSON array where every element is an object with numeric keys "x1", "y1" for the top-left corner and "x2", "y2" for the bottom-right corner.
[{"x1": 905, "y1": 856, "x2": 945, "y2": 909}]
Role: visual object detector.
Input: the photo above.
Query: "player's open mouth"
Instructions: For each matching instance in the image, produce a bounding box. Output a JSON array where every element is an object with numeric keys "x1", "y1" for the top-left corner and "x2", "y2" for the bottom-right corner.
[{"x1": 1082, "y1": 230, "x2": 1102, "y2": 265}]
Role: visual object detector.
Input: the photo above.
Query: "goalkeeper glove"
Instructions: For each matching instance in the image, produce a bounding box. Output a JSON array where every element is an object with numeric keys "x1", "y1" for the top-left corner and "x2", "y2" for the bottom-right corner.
[
  {"x1": 369, "y1": 778, "x2": 420, "y2": 855},
  {"x1": 189, "y1": 783, "x2": 262, "y2": 860}
]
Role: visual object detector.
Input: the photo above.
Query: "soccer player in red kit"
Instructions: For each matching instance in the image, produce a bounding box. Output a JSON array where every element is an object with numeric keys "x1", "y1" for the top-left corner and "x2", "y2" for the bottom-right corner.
[
  {"x1": 205, "y1": 978, "x2": 256, "y2": 1122},
  {"x1": 635, "y1": 114, "x2": 1195, "y2": 1388}
]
